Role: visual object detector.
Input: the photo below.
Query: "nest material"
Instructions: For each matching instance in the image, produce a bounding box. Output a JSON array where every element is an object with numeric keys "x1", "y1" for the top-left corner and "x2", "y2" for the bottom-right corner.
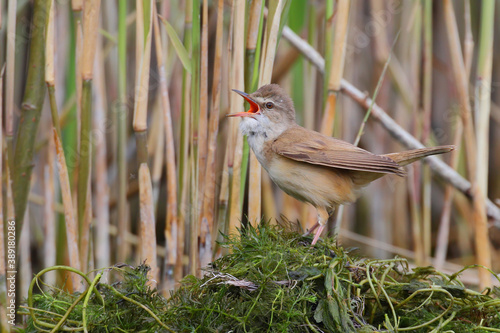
[{"x1": 23, "y1": 222, "x2": 500, "y2": 332}]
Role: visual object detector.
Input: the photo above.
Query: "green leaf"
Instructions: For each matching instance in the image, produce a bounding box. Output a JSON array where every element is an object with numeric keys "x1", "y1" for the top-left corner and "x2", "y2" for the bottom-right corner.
[
  {"x1": 442, "y1": 285, "x2": 467, "y2": 298},
  {"x1": 288, "y1": 0, "x2": 307, "y2": 32},
  {"x1": 327, "y1": 296, "x2": 341, "y2": 325},
  {"x1": 159, "y1": 16, "x2": 192, "y2": 74},
  {"x1": 314, "y1": 299, "x2": 325, "y2": 323},
  {"x1": 289, "y1": 266, "x2": 322, "y2": 281}
]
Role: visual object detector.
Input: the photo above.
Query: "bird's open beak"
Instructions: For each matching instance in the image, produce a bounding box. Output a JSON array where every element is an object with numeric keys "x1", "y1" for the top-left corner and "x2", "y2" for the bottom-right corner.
[{"x1": 226, "y1": 89, "x2": 260, "y2": 117}]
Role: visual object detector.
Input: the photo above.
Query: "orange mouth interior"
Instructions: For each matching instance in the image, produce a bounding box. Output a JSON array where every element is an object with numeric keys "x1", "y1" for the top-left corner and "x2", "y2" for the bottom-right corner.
[
  {"x1": 243, "y1": 95, "x2": 259, "y2": 113},
  {"x1": 227, "y1": 89, "x2": 260, "y2": 117}
]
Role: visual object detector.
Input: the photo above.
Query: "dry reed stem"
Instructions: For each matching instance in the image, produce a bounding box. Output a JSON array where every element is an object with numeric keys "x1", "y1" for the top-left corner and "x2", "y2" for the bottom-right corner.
[
  {"x1": 54, "y1": 130, "x2": 82, "y2": 289},
  {"x1": 228, "y1": 131, "x2": 244, "y2": 236},
  {"x1": 138, "y1": 163, "x2": 159, "y2": 288},
  {"x1": 435, "y1": 119, "x2": 463, "y2": 269},
  {"x1": 262, "y1": 175, "x2": 277, "y2": 222},
  {"x1": 45, "y1": 0, "x2": 81, "y2": 288},
  {"x1": 217, "y1": 0, "x2": 236, "y2": 246},
  {"x1": 408, "y1": 167, "x2": 424, "y2": 265},
  {"x1": 5, "y1": 0, "x2": 17, "y2": 136},
  {"x1": 78, "y1": 79, "x2": 92, "y2": 272},
  {"x1": 178, "y1": 72, "x2": 191, "y2": 280},
  {"x1": 45, "y1": 0, "x2": 55, "y2": 86},
  {"x1": 151, "y1": 107, "x2": 165, "y2": 197},
  {"x1": 475, "y1": 0, "x2": 494, "y2": 218},
  {"x1": 463, "y1": 0, "x2": 474, "y2": 79},
  {"x1": 202, "y1": 0, "x2": 223, "y2": 249},
  {"x1": 198, "y1": 0, "x2": 210, "y2": 200},
  {"x1": 435, "y1": 0, "x2": 472, "y2": 269},
  {"x1": 43, "y1": 136, "x2": 56, "y2": 287},
  {"x1": 117, "y1": 0, "x2": 129, "y2": 264},
  {"x1": 246, "y1": 8, "x2": 274, "y2": 230},
  {"x1": 246, "y1": 0, "x2": 262, "y2": 50},
  {"x1": 421, "y1": 0, "x2": 433, "y2": 263},
  {"x1": 44, "y1": 3, "x2": 57, "y2": 273},
  {"x1": 177, "y1": 0, "x2": 194, "y2": 277},
  {"x1": 245, "y1": 0, "x2": 263, "y2": 227},
  {"x1": 215, "y1": 152, "x2": 230, "y2": 259},
  {"x1": 5, "y1": 165, "x2": 16, "y2": 303},
  {"x1": 136, "y1": 1, "x2": 145, "y2": 79},
  {"x1": 76, "y1": 21, "x2": 83, "y2": 146},
  {"x1": 320, "y1": 0, "x2": 350, "y2": 136},
  {"x1": 228, "y1": 0, "x2": 246, "y2": 236},
  {"x1": 198, "y1": 0, "x2": 211, "y2": 269},
  {"x1": 78, "y1": 0, "x2": 101, "y2": 271},
  {"x1": 281, "y1": 25, "x2": 500, "y2": 223},
  {"x1": 152, "y1": 7, "x2": 178, "y2": 290},
  {"x1": 82, "y1": 0, "x2": 101, "y2": 80},
  {"x1": 321, "y1": 90, "x2": 337, "y2": 137},
  {"x1": 133, "y1": 1, "x2": 153, "y2": 132},
  {"x1": 443, "y1": 0, "x2": 491, "y2": 288},
  {"x1": 409, "y1": 3, "x2": 426, "y2": 264},
  {"x1": 12, "y1": 0, "x2": 48, "y2": 236},
  {"x1": 81, "y1": 151, "x2": 94, "y2": 271},
  {"x1": 44, "y1": 0, "x2": 56, "y2": 284},
  {"x1": 147, "y1": 103, "x2": 164, "y2": 186},
  {"x1": 442, "y1": 0, "x2": 475, "y2": 182},
  {"x1": 0, "y1": 70, "x2": 8, "y2": 333},
  {"x1": 93, "y1": 36, "x2": 110, "y2": 269},
  {"x1": 474, "y1": 0, "x2": 495, "y2": 287},
  {"x1": 19, "y1": 214, "x2": 32, "y2": 307},
  {"x1": 6, "y1": 158, "x2": 14, "y2": 224},
  {"x1": 134, "y1": 0, "x2": 157, "y2": 284},
  {"x1": 258, "y1": 1, "x2": 286, "y2": 104},
  {"x1": 189, "y1": 151, "x2": 198, "y2": 275}
]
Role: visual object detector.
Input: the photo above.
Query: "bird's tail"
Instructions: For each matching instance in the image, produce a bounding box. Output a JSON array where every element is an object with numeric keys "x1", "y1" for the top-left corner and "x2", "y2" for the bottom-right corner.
[{"x1": 383, "y1": 145, "x2": 455, "y2": 167}]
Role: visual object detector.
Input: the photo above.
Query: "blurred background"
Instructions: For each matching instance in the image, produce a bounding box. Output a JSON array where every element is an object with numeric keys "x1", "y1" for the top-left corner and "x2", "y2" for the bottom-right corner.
[{"x1": 1, "y1": 0, "x2": 499, "y2": 307}]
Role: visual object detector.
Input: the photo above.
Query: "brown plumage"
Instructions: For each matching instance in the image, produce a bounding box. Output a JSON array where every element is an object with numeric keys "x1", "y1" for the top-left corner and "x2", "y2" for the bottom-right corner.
[{"x1": 228, "y1": 84, "x2": 454, "y2": 245}]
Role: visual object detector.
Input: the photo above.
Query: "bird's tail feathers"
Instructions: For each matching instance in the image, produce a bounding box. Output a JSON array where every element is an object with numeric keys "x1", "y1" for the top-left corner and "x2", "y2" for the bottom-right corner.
[{"x1": 383, "y1": 145, "x2": 455, "y2": 167}]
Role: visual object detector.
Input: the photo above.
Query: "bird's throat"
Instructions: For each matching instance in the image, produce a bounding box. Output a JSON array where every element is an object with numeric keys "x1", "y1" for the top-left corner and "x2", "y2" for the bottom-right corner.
[{"x1": 238, "y1": 116, "x2": 292, "y2": 168}]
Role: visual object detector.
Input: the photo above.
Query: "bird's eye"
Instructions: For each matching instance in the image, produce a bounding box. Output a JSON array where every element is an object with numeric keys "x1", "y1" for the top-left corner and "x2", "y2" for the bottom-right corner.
[{"x1": 265, "y1": 102, "x2": 274, "y2": 109}]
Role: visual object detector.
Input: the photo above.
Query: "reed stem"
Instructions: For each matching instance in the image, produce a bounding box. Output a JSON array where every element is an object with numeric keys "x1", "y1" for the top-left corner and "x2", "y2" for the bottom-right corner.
[{"x1": 13, "y1": 0, "x2": 48, "y2": 241}]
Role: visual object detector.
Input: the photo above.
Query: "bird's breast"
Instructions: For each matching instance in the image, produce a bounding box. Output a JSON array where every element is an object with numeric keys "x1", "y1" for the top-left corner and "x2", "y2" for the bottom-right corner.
[{"x1": 246, "y1": 131, "x2": 272, "y2": 168}]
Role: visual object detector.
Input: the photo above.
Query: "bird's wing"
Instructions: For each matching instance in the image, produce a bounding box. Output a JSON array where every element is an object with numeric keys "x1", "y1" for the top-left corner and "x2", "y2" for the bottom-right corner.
[{"x1": 271, "y1": 126, "x2": 405, "y2": 176}]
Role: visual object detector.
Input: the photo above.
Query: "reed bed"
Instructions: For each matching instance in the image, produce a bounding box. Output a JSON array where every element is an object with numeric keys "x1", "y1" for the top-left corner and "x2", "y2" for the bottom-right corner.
[{"x1": 1, "y1": 0, "x2": 500, "y2": 330}]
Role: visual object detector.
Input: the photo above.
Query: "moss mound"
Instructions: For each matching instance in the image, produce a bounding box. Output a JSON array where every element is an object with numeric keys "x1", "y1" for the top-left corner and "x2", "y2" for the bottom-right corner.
[{"x1": 22, "y1": 222, "x2": 500, "y2": 332}]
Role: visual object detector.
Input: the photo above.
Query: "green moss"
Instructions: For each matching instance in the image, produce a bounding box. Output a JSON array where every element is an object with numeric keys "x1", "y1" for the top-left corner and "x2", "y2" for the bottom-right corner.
[{"x1": 21, "y1": 222, "x2": 500, "y2": 332}]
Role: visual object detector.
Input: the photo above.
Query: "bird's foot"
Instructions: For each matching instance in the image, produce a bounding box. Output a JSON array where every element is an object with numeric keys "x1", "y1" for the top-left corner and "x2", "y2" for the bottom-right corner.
[{"x1": 310, "y1": 224, "x2": 326, "y2": 247}]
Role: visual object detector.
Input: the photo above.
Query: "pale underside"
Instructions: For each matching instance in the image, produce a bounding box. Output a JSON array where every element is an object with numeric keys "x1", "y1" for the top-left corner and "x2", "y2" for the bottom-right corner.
[{"x1": 267, "y1": 155, "x2": 384, "y2": 210}]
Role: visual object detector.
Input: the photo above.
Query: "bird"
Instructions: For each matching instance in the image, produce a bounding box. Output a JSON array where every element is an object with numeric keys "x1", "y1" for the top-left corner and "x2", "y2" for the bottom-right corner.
[{"x1": 227, "y1": 84, "x2": 454, "y2": 246}]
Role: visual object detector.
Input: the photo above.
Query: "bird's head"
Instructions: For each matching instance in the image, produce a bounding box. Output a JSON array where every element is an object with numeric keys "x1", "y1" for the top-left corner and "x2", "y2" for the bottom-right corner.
[{"x1": 227, "y1": 84, "x2": 296, "y2": 138}]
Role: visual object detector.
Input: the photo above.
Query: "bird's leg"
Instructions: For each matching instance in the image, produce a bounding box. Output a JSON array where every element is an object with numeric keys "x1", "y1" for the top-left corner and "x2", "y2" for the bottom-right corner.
[{"x1": 311, "y1": 207, "x2": 329, "y2": 246}]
